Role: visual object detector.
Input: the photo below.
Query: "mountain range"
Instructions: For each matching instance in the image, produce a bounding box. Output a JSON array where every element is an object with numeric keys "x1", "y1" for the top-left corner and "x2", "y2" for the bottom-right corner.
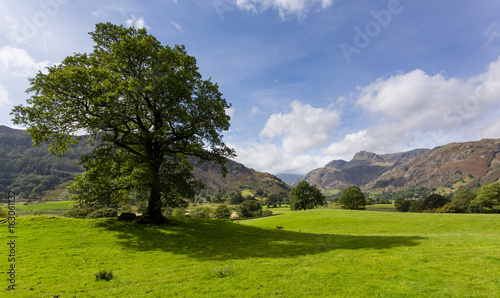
[
  {"x1": 297, "y1": 138, "x2": 500, "y2": 194},
  {"x1": 0, "y1": 125, "x2": 290, "y2": 200},
  {"x1": 1, "y1": 124, "x2": 499, "y2": 200}
]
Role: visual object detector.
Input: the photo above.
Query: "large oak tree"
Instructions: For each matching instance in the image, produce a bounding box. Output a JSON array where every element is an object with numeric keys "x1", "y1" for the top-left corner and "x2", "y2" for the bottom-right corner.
[{"x1": 11, "y1": 23, "x2": 234, "y2": 224}]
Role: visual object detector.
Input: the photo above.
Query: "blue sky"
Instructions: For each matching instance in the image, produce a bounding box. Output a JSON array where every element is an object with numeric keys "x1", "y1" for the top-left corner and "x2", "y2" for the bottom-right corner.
[{"x1": 1, "y1": 0, "x2": 500, "y2": 175}]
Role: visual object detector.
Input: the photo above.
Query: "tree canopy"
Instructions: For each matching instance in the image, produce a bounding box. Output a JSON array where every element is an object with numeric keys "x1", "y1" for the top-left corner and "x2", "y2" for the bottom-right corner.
[
  {"x1": 338, "y1": 186, "x2": 367, "y2": 210},
  {"x1": 11, "y1": 23, "x2": 234, "y2": 224},
  {"x1": 290, "y1": 181, "x2": 326, "y2": 210}
]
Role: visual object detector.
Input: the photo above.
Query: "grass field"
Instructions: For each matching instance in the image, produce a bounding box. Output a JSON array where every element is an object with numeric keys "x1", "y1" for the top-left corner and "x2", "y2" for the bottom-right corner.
[
  {"x1": 1, "y1": 200, "x2": 72, "y2": 216},
  {"x1": 1, "y1": 208, "x2": 500, "y2": 297}
]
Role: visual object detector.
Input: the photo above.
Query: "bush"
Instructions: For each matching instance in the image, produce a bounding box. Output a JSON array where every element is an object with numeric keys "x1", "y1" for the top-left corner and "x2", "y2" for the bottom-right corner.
[
  {"x1": 86, "y1": 208, "x2": 118, "y2": 219},
  {"x1": 63, "y1": 206, "x2": 96, "y2": 218},
  {"x1": 262, "y1": 210, "x2": 273, "y2": 217},
  {"x1": 0, "y1": 207, "x2": 6, "y2": 217},
  {"x1": 190, "y1": 206, "x2": 213, "y2": 218},
  {"x1": 212, "y1": 205, "x2": 232, "y2": 219},
  {"x1": 394, "y1": 198, "x2": 412, "y2": 212},
  {"x1": 436, "y1": 202, "x2": 457, "y2": 213},
  {"x1": 121, "y1": 204, "x2": 132, "y2": 213},
  {"x1": 172, "y1": 207, "x2": 187, "y2": 218},
  {"x1": 238, "y1": 200, "x2": 262, "y2": 218}
]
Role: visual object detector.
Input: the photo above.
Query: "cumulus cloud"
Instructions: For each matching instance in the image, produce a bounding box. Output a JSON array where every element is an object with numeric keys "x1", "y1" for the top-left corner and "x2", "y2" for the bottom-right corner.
[
  {"x1": 0, "y1": 46, "x2": 49, "y2": 76},
  {"x1": 229, "y1": 142, "x2": 328, "y2": 174},
  {"x1": 261, "y1": 100, "x2": 341, "y2": 153},
  {"x1": 323, "y1": 56, "x2": 500, "y2": 156},
  {"x1": 126, "y1": 16, "x2": 148, "y2": 29},
  {"x1": 236, "y1": 0, "x2": 334, "y2": 20}
]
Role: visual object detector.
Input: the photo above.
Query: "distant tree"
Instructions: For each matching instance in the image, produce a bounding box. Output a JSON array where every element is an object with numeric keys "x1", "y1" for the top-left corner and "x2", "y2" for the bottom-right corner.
[
  {"x1": 338, "y1": 186, "x2": 366, "y2": 210},
  {"x1": 451, "y1": 187, "x2": 476, "y2": 212},
  {"x1": 290, "y1": 181, "x2": 326, "y2": 210},
  {"x1": 408, "y1": 199, "x2": 424, "y2": 212},
  {"x1": 422, "y1": 194, "x2": 448, "y2": 210},
  {"x1": 238, "y1": 200, "x2": 262, "y2": 218},
  {"x1": 213, "y1": 205, "x2": 232, "y2": 219},
  {"x1": 11, "y1": 23, "x2": 234, "y2": 224},
  {"x1": 394, "y1": 197, "x2": 411, "y2": 212},
  {"x1": 228, "y1": 192, "x2": 245, "y2": 204},
  {"x1": 265, "y1": 194, "x2": 283, "y2": 207},
  {"x1": 472, "y1": 183, "x2": 500, "y2": 213}
]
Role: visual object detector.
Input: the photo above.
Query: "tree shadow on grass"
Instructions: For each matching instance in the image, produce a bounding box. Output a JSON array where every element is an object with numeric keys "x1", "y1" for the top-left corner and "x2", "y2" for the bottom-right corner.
[{"x1": 94, "y1": 218, "x2": 426, "y2": 261}]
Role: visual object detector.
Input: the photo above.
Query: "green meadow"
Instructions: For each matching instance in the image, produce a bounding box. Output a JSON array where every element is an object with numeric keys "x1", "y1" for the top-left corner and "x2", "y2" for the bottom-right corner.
[{"x1": 2, "y1": 208, "x2": 500, "y2": 297}]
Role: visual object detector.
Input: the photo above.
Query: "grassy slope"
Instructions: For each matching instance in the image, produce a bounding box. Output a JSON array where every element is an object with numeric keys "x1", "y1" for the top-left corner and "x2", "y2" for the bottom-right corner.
[{"x1": 1, "y1": 210, "x2": 500, "y2": 297}]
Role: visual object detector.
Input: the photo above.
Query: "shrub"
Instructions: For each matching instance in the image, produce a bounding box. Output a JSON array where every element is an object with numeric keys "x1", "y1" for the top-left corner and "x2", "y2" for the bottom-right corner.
[
  {"x1": 394, "y1": 198, "x2": 411, "y2": 212},
  {"x1": 190, "y1": 207, "x2": 213, "y2": 218},
  {"x1": 0, "y1": 207, "x2": 6, "y2": 218},
  {"x1": 238, "y1": 200, "x2": 262, "y2": 218},
  {"x1": 86, "y1": 208, "x2": 118, "y2": 219},
  {"x1": 172, "y1": 207, "x2": 187, "y2": 218},
  {"x1": 262, "y1": 210, "x2": 273, "y2": 217},
  {"x1": 436, "y1": 202, "x2": 457, "y2": 213},
  {"x1": 121, "y1": 204, "x2": 132, "y2": 213},
  {"x1": 95, "y1": 270, "x2": 113, "y2": 281},
  {"x1": 33, "y1": 210, "x2": 43, "y2": 215},
  {"x1": 63, "y1": 206, "x2": 96, "y2": 218},
  {"x1": 212, "y1": 205, "x2": 232, "y2": 219}
]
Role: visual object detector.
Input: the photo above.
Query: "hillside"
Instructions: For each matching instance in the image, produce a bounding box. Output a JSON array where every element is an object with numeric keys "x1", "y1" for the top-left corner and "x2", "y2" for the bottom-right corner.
[
  {"x1": 297, "y1": 149, "x2": 428, "y2": 190},
  {"x1": 366, "y1": 138, "x2": 500, "y2": 192},
  {"x1": 0, "y1": 125, "x2": 290, "y2": 200}
]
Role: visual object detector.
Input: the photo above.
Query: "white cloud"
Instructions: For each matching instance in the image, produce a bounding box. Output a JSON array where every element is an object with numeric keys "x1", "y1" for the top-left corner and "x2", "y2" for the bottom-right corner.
[
  {"x1": 0, "y1": 84, "x2": 11, "y2": 106},
  {"x1": 126, "y1": 16, "x2": 148, "y2": 29},
  {"x1": 485, "y1": 23, "x2": 500, "y2": 45},
  {"x1": 236, "y1": 0, "x2": 334, "y2": 20},
  {"x1": 261, "y1": 100, "x2": 341, "y2": 153},
  {"x1": 170, "y1": 21, "x2": 183, "y2": 33},
  {"x1": 0, "y1": 46, "x2": 49, "y2": 76},
  {"x1": 323, "y1": 56, "x2": 500, "y2": 157},
  {"x1": 250, "y1": 106, "x2": 258, "y2": 116},
  {"x1": 229, "y1": 142, "x2": 328, "y2": 174}
]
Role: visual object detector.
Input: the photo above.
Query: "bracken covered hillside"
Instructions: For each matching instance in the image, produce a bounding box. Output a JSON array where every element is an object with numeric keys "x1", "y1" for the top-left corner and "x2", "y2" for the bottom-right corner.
[
  {"x1": 366, "y1": 138, "x2": 500, "y2": 192},
  {"x1": 296, "y1": 149, "x2": 428, "y2": 190}
]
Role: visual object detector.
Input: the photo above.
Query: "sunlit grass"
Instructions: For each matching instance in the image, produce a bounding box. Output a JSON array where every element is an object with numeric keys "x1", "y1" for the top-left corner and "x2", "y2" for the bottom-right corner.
[{"x1": 1, "y1": 209, "x2": 499, "y2": 297}]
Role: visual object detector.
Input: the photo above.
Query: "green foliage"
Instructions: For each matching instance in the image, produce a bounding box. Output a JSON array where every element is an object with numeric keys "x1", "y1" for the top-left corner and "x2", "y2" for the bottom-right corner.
[
  {"x1": 86, "y1": 208, "x2": 118, "y2": 219},
  {"x1": 212, "y1": 205, "x2": 232, "y2": 219},
  {"x1": 237, "y1": 200, "x2": 262, "y2": 218},
  {"x1": 228, "y1": 192, "x2": 245, "y2": 204},
  {"x1": 63, "y1": 206, "x2": 96, "y2": 218},
  {"x1": 11, "y1": 23, "x2": 234, "y2": 224},
  {"x1": 338, "y1": 185, "x2": 366, "y2": 210},
  {"x1": 394, "y1": 198, "x2": 411, "y2": 212},
  {"x1": 436, "y1": 202, "x2": 457, "y2": 213},
  {"x1": 95, "y1": 270, "x2": 113, "y2": 281},
  {"x1": 172, "y1": 207, "x2": 187, "y2": 218},
  {"x1": 452, "y1": 186, "x2": 476, "y2": 212},
  {"x1": 190, "y1": 206, "x2": 213, "y2": 218},
  {"x1": 422, "y1": 193, "x2": 449, "y2": 210},
  {"x1": 290, "y1": 181, "x2": 326, "y2": 210},
  {"x1": 472, "y1": 182, "x2": 500, "y2": 213},
  {"x1": 0, "y1": 207, "x2": 6, "y2": 217}
]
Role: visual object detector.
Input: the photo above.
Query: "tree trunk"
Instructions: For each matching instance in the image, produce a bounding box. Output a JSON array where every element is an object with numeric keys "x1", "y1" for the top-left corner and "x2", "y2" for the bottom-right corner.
[
  {"x1": 145, "y1": 182, "x2": 167, "y2": 224},
  {"x1": 140, "y1": 162, "x2": 168, "y2": 224}
]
